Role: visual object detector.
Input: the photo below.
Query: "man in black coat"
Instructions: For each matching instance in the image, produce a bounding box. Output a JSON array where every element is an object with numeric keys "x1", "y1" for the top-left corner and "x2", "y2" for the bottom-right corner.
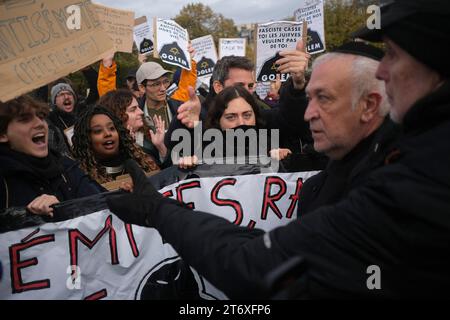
[
  {"x1": 298, "y1": 42, "x2": 400, "y2": 216},
  {"x1": 107, "y1": 0, "x2": 450, "y2": 298}
]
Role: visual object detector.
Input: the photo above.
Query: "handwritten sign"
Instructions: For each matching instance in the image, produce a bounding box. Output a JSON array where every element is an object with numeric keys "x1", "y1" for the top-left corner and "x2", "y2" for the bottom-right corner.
[
  {"x1": 92, "y1": 2, "x2": 134, "y2": 53},
  {"x1": 0, "y1": 0, "x2": 114, "y2": 102},
  {"x1": 154, "y1": 18, "x2": 191, "y2": 70},
  {"x1": 294, "y1": 0, "x2": 326, "y2": 54},
  {"x1": 219, "y1": 38, "x2": 246, "y2": 59}
]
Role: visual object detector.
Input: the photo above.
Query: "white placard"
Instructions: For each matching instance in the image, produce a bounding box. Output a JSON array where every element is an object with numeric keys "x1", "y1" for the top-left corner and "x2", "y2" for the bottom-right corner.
[
  {"x1": 155, "y1": 19, "x2": 191, "y2": 70},
  {"x1": 191, "y1": 35, "x2": 218, "y2": 82},
  {"x1": 256, "y1": 21, "x2": 304, "y2": 83},
  {"x1": 219, "y1": 38, "x2": 246, "y2": 59},
  {"x1": 133, "y1": 16, "x2": 154, "y2": 55},
  {"x1": 294, "y1": 0, "x2": 326, "y2": 54}
]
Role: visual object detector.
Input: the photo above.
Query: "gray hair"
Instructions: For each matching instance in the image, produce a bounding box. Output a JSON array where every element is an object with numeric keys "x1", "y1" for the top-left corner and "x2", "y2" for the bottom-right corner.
[
  {"x1": 312, "y1": 53, "x2": 389, "y2": 116},
  {"x1": 212, "y1": 56, "x2": 254, "y2": 84}
]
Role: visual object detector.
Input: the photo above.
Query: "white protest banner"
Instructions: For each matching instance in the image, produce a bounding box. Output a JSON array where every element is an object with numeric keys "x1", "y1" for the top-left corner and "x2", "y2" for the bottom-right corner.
[
  {"x1": 154, "y1": 18, "x2": 191, "y2": 70},
  {"x1": 0, "y1": 0, "x2": 114, "y2": 102},
  {"x1": 255, "y1": 21, "x2": 305, "y2": 83},
  {"x1": 92, "y1": 2, "x2": 135, "y2": 53},
  {"x1": 0, "y1": 171, "x2": 318, "y2": 299},
  {"x1": 294, "y1": 0, "x2": 326, "y2": 54},
  {"x1": 219, "y1": 38, "x2": 246, "y2": 58},
  {"x1": 191, "y1": 35, "x2": 218, "y2": 85},
  {"x1": 133, "y1": 16, "x2": 153, "y2": 55}
]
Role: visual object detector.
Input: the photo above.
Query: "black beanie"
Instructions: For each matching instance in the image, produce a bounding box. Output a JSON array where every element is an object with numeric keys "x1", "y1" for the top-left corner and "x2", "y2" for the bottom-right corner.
[{"x1": 333, "y1": 41, "x2": 384, "y2": 61}]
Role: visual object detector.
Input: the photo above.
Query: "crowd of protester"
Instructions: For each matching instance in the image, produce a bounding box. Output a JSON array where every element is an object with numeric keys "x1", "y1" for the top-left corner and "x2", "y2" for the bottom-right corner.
[{"x1": 1, "y1": 0, "x2": 449, "y2": 299}]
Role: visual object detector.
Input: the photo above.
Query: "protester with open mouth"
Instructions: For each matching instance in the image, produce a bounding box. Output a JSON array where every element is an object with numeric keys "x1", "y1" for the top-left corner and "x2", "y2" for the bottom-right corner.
[
  {"x1": 0, "y1": 95, "x2": 103, "y2": 222},
  {"x1": 71, "y1": 105, "x2": 160, "y2": 188},
  {"x1": 46, "y1": 83, "x2": 79, "y2": 147}
]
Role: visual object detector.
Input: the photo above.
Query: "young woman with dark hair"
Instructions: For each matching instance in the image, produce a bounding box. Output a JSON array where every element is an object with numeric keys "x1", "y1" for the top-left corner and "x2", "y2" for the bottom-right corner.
[
  {"x1": 205, "y1": 84, "x2": 265, "y2": 130},
  {"x1": 177, "y1": 85, "x2": 292, "y2": 168}
]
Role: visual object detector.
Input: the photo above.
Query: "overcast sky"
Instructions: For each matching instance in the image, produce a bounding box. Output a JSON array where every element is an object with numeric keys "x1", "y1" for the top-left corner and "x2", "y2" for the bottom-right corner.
[{"x1": 94, "y1": 0, "x2": 301, "y2": 25}]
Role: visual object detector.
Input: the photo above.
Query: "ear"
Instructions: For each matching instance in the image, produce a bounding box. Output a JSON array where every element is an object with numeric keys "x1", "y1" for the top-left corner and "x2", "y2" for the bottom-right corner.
[
  {"x1": 360, "y1": 92, "x2": 382, "y2": 123},
  {"x1": 138, "y1": 83, "x2": 145, "y2": 92},
  {"x1": 212, "y1": 80, "x2": 224, "y2": 94},
  {"x1": 0, "y1": 133, "x2": 8, "y2": 143}
]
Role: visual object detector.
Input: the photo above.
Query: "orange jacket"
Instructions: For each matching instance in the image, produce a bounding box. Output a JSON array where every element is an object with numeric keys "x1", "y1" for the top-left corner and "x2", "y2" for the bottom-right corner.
[
  {"x1": 97, "y1": 59, "x2": 197, "y2": 101},
  {"x1": 97, "y1": 61, "x2": 117, "y2": 97},
  {"x1": 171, "y1": 60, "x2": 197, "y2": 102}
]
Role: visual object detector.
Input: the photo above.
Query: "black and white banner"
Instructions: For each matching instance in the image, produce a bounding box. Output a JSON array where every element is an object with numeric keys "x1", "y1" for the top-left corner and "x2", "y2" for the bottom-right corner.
[
  {"x1": 294, "y1": 0, "x2": 326, "y2": 54},
  {"x1": 133, "y1": 16, "x2": 153, "y2": 55},
  {"x1": 155, "y1": 19, "x2": 191, "y2": 70},
  {"x1": 191, "y1": 35, "x2": 218, "y2": 87},
  {"x1": 256, "y1": 21, "x2": 304, "y2": 83},
  {"x1": 0, "y1": 171, "x2": 318, "y2": 299}
]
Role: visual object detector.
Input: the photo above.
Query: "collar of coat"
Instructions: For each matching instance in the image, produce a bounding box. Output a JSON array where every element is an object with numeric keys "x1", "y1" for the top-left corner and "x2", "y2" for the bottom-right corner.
[{"x1": 403, "y1": 80, "x2": 450, "y2": 134}]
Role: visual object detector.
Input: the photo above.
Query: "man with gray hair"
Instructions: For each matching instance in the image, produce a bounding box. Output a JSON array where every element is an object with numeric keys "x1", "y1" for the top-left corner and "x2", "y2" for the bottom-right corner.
[{"x1": 299, "y1": 41, "x2": 399, "y2": 215}]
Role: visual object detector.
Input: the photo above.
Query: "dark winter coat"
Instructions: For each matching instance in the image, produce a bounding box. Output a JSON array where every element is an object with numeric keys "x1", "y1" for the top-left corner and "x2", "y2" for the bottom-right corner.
[
  {"x1": 143, "y1": 80, "x2": 450, "y2": 298},
  {"x1": 298, "y1": 118, "x2": 401, "y2": 216},
  {"x1": 0, "y1": 148, "x2": 104, "y2": 212}
]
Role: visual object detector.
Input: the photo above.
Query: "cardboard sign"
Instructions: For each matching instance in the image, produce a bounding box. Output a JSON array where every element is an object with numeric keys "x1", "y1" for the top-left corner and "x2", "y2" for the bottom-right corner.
[
  {"x1": 255, "y1": 21, "x2": 305, "y2": 82},
  {"x1": 0, "y1": 0, "x2": 114, "y2": 102},
  {"x1": 92, "y1": 2, "x2": 134, "y2": 53},
  {"x1": 191, "y1": 35, "x2": 218, "y2": 86},
  {"x1": 294, "y1": 0, "x2": 326, "y2": 54},
  {"x1": 218, "y1": 38, "x2": 246, "y2": 59},
  {"x1": 133, "y1": 16, "x2": 153, "y2": 55},
  {"x1": 154, "y1": 19, "x2": 191, "y2": 71}
]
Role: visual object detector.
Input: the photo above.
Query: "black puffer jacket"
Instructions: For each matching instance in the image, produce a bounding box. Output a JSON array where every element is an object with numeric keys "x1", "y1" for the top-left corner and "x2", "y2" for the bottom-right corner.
[
  {"x1": 140, "y1": 81, "x2": 450, "y2": 298},
  {"x1": 0, "y1": 148, "x2": 104, "y2": 230}
]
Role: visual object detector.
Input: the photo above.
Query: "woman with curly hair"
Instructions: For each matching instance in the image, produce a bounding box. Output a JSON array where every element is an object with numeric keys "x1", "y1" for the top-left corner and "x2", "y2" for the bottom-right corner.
[
  {"x1": 98, "y1": 89, "x2": 170, "y2": 168},
  {"x1": 72, "y1": 105, "x2": 159, "y2": 186}
]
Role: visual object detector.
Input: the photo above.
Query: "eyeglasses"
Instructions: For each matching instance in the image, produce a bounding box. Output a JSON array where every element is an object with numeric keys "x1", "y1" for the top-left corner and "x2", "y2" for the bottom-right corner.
[{"x1": 146, "y1": 79, "x2": 171, "y2": 89}]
